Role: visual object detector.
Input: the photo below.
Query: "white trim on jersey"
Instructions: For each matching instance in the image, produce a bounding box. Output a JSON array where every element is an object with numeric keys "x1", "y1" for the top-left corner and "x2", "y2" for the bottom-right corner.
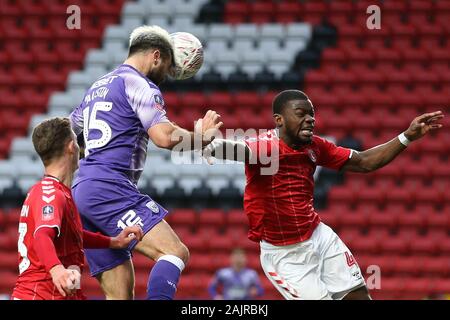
[{"x1": 33, "y1": 225, "x2": 61, "y2": 238}]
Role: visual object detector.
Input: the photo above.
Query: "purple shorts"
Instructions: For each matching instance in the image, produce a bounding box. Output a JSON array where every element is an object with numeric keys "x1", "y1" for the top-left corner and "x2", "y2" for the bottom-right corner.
[{"x1": 72, "y1": 178, "x2": 168, "y2": 276}]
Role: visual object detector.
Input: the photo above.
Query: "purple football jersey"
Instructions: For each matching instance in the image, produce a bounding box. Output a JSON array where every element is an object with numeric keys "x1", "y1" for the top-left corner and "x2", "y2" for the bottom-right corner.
[{"x1": 70, "y1": 64, "x2": 169, "y2": 185}]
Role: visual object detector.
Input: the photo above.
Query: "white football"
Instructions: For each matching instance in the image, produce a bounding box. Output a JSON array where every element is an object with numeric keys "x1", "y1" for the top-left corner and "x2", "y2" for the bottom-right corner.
[{"x1": 170, "y1": 32, "x2": 204, "y2": 80}]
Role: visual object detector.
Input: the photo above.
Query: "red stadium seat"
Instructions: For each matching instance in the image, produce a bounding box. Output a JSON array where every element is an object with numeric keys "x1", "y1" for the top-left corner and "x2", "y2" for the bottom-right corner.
[
  {"x1": 198, "y1": 209, "x2": 226, "y2": 228},
  {"x1": 226, "y1": 209, "x2": 248, "y2": 226},
  {"x1": 380, "y1": 236, "x2": 410, "y2": 254},
  {"x1": 167, "y1": 209, "x2": 197, "y2": 227}
]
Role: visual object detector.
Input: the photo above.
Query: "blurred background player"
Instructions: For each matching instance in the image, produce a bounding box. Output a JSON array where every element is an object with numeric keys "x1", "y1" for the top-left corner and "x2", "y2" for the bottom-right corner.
[
  {"x1": 70, "y1": 25, "x2": 222, "y2": 300},
  {"x1": 0, "y1": 0, "x2": 449, "y2": 301},
  {"x1": 208, "y1": 248, "x2": 263, "y2": 300},
  {"x1": 11, "y1": 118, "x2": 143, "y2": 300},
  {"x1": 203, "y1": 90, "x2": 444, "y2": 300}
]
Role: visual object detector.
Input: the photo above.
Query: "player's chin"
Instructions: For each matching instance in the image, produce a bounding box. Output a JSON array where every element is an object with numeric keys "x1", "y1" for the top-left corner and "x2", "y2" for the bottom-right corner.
[{"x1": 297, "y1": 134, "x2": 313, "y2": 144}]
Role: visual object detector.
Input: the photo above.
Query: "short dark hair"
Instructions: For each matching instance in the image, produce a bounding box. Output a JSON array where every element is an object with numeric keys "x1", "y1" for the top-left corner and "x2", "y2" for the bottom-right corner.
[
  {"x1": 272, "y1": 90, "x2": 309, "y2": 114},
  {"x1": 32, "y1": 117, "x2": 73, "y2": 166}
]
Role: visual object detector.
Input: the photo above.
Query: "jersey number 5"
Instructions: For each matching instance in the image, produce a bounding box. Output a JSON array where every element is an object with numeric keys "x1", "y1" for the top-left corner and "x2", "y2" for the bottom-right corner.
[{"x1": 82, "y1": 101, "x2": 113, "y2": 156}]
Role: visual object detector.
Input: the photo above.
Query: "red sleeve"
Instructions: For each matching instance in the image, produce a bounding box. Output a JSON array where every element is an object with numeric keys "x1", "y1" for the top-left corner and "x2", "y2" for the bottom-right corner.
[
  {"x1": 82, "y1": 230, "x2": 111, "y2": 249},
  {"x1": 34, "y1": 227, "x2": 61, "y2": 272},
  {"x1": 32, "y1": 189, "x2": 65, "y2": 238},
  {"x1": 315, "y1": 136, "x2": 352, "y2": 170}
]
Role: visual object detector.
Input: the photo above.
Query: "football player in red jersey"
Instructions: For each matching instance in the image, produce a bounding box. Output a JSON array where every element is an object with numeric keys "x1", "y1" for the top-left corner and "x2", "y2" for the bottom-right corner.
[
  {"x1": 11, "y1": 117, "x2": 143, "y2": 300},
  {"x1": 203, "y1": 90, "x2": 444, "y2": 300}
]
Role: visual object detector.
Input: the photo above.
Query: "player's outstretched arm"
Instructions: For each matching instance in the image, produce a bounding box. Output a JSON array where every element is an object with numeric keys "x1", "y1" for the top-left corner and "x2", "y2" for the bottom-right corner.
[
  {"x1": 202, "y1": 139, "x2": 251, "y2": 163},
  {"x1": 147, "y1": 110, "x2": 223, "y2": 150},
  {"x1": 342, "y1": 111, "x2": 444, "y2": 173}
]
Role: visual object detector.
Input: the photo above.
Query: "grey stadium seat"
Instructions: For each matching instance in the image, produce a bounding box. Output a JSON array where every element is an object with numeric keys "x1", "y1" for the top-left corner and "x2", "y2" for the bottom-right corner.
[
  {"x1": 104, "y1": 25, "x2": 129, "y2": 47},
  {"x1": 204, "y1": 40, "x2": 228, "y2": 55},
  {"x1": 111, "y1": 50, "x2": 129, "y2": 66},
  {"x1": 15, "y1": 160, "x2": 44, "y2": 181},
  {"x1": 286, "y1": 23, "x2": 312, "y2": 41},
  {"x1": 267, "y1": 51, "x2": 292, "y2": 78},
  {"x1": 284, "y1": 39, "x2": 308, "y2": 53},
  {"x1": 28, "y1": 114, "x2": 49, "y2": 134},
  {"x1": 48, "y1": 92, "x2": 75, "y2": 114},
  {"x1": 85, "y1": 49, "x2": 112, "y2": 69},
  {"x1": 152, "y1": 177, "x2": 175, "y2": 195},
  {"x1": 145, "y1": 17, "x2": 171, "y2": 31},
  {"x1": 233, "y1": 39, "x2": 254, "y2": 53},
  {"x1": 260, "y1": 24, "x2": 285, "y2": 40},
  {"x1": 257, "y1": 39, "x2": 281, "y2": 53},
  {"x1": 169, "y1": 17, "x2": 194, "y2": 31},
  {"x1": 234, "y1": 24, "x2": 259, "y2": 40},
  {"x1": 122, "y1": 17, "x2": 144, "y2": 33},
  {"x1": 208, "y1": 24, "x2": 233, "y2": 41},
  {"x1": 179, "y1": 177, "x2": 202, "y2": 195},
  {"x1": 102, "y1": 40, "x2": 126, "y2": 53},
  {"x1": 85, "y1": 66, "x2": 108, "y2": 82},
  {"x1": 145, "y1": 2, "x2": 172, "y2": 19},
  {"x1": 67, "y1": 71, "x2": 92, "y2": 91},
  {"x1": 232, "y1": 176, "x2": 246, "y2": 195},
  {"x1": 122, "y1": 2, "x2": 147, "y2": 20},
  {"x1": 241, "y1": 51, "x2": 266, "y2": 78},
  {"x1": 174, "y1": 2, "x2": 200, "y2": 18},
  {"x1": 0, "y1": 177, "x2": 13, "y2": 193},
  {"x1": 0, "y1": 161, "x2": 16, "y2": 180},
  {"x1": 10, "y1": 138, "x2": 34, "y2": 160}
]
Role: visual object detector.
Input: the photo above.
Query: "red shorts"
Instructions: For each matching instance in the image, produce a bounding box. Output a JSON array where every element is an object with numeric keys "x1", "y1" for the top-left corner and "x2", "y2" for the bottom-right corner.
[{"x1": 12, "y1": 280, "x2": 86, "y2": 300}]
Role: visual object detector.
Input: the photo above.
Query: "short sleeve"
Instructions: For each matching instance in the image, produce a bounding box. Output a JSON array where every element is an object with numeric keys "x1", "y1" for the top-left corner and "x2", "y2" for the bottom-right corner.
[
  {"x1": 70, "y1": 103, "x2": 84, "y2": 136},
  {"x1": 32, "y1": 189, "x2": 65, "y2": 238},
  {"x1": 315, "y1": 136, "x2": 352, "y2": 170},
  {"x1": 123, "y1": 75, "x2": 170, "y2": 131}
]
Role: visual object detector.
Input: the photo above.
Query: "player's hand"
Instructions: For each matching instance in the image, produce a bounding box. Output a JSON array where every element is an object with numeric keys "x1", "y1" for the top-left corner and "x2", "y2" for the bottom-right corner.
[
  {"x1": 49, "y1": 264, "x2": 80, "y2": 297},
  {"x1": 404, "y1": 111, "x2": 444, "y2": 141},
  {"x1": 195, "y1": 110, "x2": 223, "y2": 143},
  {"x1": 110, "y1": 226, "x2": 144, "y2": 249}
]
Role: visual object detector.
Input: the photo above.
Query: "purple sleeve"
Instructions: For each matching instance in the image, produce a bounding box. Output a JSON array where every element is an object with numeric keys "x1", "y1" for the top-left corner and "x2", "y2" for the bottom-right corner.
[
  {"x1": 123, "y1": 74, "x2": 169, "y2": 131},
  {"x1": 70, "y1": 104, "x2": 84, "y2": 136}
]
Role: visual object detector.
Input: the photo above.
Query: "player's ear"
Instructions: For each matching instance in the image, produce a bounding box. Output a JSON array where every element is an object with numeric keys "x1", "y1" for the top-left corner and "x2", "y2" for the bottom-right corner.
[
  {"x1": 273, "y1": 114, "x2": 283, "y2": 127},
  {"x1": 67, "y1": 140, "x2": 75, "y2": 154},
  {"x1": 152, "y1": 49, "x2": 161, "y2": 66}
]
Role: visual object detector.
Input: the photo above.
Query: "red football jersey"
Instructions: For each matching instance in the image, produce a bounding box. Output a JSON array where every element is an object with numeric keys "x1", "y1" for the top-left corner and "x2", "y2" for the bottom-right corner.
[
  {"x1": 12, "y1": 176, "x2": 85, "y2": 300},
  {"x1": 244, "y1": 129, "x2": 352, "y2": 246}
]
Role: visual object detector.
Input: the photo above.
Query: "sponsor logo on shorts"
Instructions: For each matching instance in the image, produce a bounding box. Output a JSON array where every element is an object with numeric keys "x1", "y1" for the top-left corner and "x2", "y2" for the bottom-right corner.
[
  {"x1": 352, "y1": 270, "x2": 363, "y2": 281},
  {"x1": 146, "y1": 201, "x2": 160, "y2": 214},
  {"x1": 42, "y1": 205, "x2": 54, "y2": 221}
]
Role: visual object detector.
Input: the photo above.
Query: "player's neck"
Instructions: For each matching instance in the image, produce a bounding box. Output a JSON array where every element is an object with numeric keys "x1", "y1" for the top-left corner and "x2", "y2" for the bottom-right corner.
[
  {"x1": 279, "y1": 131, "x2": 302, "y2": 150},
  {"x1": 44, "y1": 159, "x2": 74, "y2": 188},
  {"x1": 123, "y1": 55, "x2": 150, "y2": 78}
]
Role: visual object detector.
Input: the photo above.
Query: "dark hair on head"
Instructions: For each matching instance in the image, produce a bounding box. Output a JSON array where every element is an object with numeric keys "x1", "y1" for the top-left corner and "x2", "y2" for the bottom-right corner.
[
  {"x1": 128, "y1": 25, "x2": 174, "y2": 65},
  {"x1": 32, "y1": 117, "x2": 73, "y2": 166},
  {"x1": 272, "y1": 90, "x2": 309, "y2": 114}
]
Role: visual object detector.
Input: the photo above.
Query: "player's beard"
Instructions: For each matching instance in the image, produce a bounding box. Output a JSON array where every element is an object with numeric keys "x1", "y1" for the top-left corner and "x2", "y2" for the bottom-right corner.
[{"x1": 147, "y1": 68, "x2": 166, "y2": 85}]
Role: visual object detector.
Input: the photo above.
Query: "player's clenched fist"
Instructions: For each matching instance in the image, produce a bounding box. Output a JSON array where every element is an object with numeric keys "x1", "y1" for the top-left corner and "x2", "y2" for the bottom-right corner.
[
  {"x1": 110, "y1": 225, "x2": 144, "y2": 249},
  {"x1": 49, "y1": 265, "x2": 81, "y2": 297}
]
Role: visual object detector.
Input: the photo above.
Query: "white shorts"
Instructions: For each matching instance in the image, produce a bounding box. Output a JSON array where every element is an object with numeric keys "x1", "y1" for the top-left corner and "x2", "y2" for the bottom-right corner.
[{"x1": 260, "y1": 222, "x2": 366, "y2": 300}]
